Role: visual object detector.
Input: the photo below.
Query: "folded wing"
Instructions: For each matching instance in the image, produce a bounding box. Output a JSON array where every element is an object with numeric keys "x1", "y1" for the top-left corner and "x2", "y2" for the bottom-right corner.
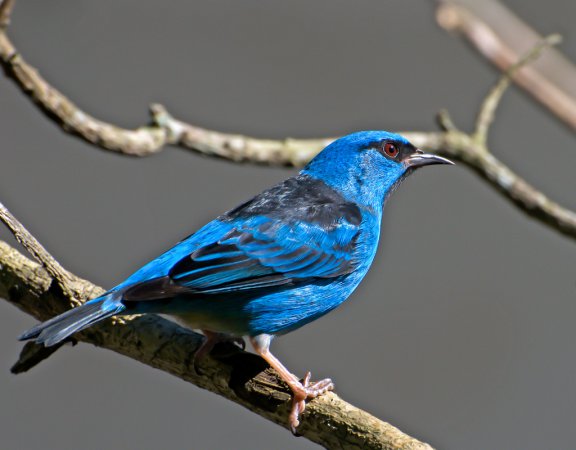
[{"x1": 123, "y1": 215, "x2": 360, "y2": 301}]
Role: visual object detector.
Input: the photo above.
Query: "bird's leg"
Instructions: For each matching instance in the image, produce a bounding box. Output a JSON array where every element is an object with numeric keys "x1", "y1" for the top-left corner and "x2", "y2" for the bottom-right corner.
[
  {"x1": 250, "y1": 335, "x2": 334, "y2": 433},
  {"x1": 193, "y1": 330, "x2": 245, "y2": 374}
]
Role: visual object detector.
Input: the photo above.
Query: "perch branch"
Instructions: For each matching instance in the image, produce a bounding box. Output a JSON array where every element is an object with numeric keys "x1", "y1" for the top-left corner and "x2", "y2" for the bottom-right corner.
[{"x1": 0, "y1": 239, "x2": 433, "y2": 450}]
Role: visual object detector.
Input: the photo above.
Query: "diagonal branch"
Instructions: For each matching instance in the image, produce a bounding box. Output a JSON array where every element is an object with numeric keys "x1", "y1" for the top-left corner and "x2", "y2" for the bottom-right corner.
[
  {"x1": 0, "y1": 238, "x2": 433, "y2": 450},
  {"x1": 0, "y1": 201, "x2": 84, "y2": 299},
  {"x1": 0, "y1": 201, "x2": 103, "y2": 370},
  {"x1": 0, "y1": 30, "x2": 167, "y2": 156}
]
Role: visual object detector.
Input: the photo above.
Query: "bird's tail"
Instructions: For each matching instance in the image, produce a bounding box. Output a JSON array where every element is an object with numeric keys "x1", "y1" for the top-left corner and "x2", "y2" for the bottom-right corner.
[{"x1": 18, "y1": 294, "x2": 125, "y2": 347}]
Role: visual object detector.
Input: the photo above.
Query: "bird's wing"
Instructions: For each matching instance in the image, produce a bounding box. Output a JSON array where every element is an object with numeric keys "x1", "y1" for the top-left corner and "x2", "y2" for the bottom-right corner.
[
  {"x1": 122, "y1": 211, "x2": 361, "y2": 301},
  {"x1": 122, "y1": 175, "x2": 363, "y2": 302}
]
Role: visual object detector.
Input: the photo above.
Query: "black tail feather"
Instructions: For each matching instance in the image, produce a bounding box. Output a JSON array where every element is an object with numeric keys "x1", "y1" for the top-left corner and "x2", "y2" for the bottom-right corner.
[{"x1": 19, "y1": 298, "x2": 124, "y2": 347}]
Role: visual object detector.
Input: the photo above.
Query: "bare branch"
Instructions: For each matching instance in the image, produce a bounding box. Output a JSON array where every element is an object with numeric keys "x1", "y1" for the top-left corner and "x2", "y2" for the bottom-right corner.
[
  {"x1": 151, "y1": 104, "x2": 332, "y2": 166},
  {"x1": 474, "y1": 34, "x2": 562, "y2": 145},
  {"x1": 0, "y1": 27, "x2": 327, "y2": 163},
  {"x1": 0, "y1": 20, "x2": 167, "y2": 155},
  {"x1": 0, "y1": 201, "x2": 83, "y2": 299},
  {"x1": 414, "y1": 130, "x2": 576, "y2": 239},
  {"x1": 0, "y1": 239, "x2": 433, "y2": 450},
  {"x1": 0, "y1": 200, "x2": 99, "y2": 368},
  {"x1": 435, "y1": 0, "x2": 576, "y2": 132},
  {"x1": 436, "y1": 109, "x2": 458, "y2": 132},
  {"x1": 2, "y1": 8, "x2": 575, "y2": 244},
  {"x1": 1, "y1": 4, "x2": 576, "y2": 246}
]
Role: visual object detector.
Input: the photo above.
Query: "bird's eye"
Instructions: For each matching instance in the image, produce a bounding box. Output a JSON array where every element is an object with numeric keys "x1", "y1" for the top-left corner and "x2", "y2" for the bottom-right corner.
[{"x1": 383, "y1": 142, "x2": 399, "y2": 158}]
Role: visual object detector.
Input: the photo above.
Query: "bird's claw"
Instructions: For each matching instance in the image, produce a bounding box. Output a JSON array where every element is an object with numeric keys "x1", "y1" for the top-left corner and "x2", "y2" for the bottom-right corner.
[{"x1": 289, "y1": 371, "x2": 335, "y2": 434}]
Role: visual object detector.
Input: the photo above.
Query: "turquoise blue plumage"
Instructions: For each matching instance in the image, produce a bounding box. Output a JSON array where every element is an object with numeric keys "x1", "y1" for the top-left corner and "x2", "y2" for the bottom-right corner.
[{"x1": 19, "y1": 130, "x2": 452, "y2": 432}]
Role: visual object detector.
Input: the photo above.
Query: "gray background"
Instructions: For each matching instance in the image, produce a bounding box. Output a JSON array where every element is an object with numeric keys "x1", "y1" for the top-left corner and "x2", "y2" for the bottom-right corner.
[{"x1": 1, "y1": 1, "x2": 575, "y2": 449}]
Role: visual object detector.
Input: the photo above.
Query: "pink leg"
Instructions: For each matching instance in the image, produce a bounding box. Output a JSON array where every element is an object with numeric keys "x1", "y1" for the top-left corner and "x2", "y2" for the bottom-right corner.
[
  {"x1": 250, "y1": 335, "x2": 334, "y2": 433},
  {"x1": 193, "y1": 330, "x2": 245, "y2": 374}
]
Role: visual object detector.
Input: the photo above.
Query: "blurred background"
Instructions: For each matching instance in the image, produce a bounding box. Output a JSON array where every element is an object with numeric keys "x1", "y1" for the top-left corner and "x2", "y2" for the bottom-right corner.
[{"x1": 1, "y1": 1, "x2": 576, "y2": 449}]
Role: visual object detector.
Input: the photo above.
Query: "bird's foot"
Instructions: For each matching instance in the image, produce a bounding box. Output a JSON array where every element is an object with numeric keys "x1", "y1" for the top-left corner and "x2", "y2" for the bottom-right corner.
[
  {"x1": 289, "y1": 371, "x2": 335, "y2": 434},
  {"x1": 192, "y1": 331, "x2": 245, "y2": 375},
  {"x1": 249, "y1": 335, "x2": 335, "y2": 433}
]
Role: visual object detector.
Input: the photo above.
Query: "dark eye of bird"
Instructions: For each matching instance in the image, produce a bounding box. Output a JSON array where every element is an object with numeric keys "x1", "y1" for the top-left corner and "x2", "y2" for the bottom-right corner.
[{"x1": 383, "y1": 142, "x2": 399, "y2": 158}]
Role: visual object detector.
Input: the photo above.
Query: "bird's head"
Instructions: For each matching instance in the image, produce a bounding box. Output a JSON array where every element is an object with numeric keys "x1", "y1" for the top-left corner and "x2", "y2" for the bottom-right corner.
[{"x1": 302, "y1": 131, "x2": 453, "y2": 210}]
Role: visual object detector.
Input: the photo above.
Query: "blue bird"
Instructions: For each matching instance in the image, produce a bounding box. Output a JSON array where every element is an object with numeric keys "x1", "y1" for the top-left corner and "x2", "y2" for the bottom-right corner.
[{"x1": 19, "y1": 131, "x2": 452, "y2": 431}]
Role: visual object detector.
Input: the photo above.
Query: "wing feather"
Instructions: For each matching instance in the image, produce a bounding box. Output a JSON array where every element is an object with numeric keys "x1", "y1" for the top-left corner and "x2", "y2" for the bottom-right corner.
[{"x1": 121, "y1": 175, "x2": 363, "y2": 302}]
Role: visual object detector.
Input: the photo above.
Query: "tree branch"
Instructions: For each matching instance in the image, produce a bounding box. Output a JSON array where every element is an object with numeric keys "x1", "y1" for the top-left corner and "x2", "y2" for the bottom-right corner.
[
  {"x1": 0, "y1": 198, "x2": 104, "y2": 370},
  {"x1": 0, "y1": 236, "x2": 433, "y2": 449},
  {"x1": 0, "y1": 201, "x2": 84, "y2": 299},
  {"x1": 1, "y1": 3, "x2": 575, "y2": 242},
  {"x1": 151, "y1": 104, "x2": 333, "y2": 167},
  {"x1": 473, "y1": 34, "x2": 562, "y2": 146},
  {"x1": 435, "y1": 0, "x2": 576, "y2": 132}
]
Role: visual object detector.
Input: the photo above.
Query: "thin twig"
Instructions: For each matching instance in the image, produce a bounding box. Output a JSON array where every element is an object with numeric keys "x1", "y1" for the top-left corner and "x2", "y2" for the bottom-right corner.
[
  {"x1": 436, "y1": 109, "x2": 457, "y2": 132},
  {"x1": 474, "y1": 34, "x2": 562, "y2": 145},
  {"x1": 0, "y1": 202, "x2": 81, "y2": 299}
]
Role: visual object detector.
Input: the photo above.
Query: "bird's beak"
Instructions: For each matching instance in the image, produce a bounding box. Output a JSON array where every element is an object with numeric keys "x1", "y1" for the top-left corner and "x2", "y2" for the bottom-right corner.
[{"x1": 403, "y1": 149, "x2": 454, "y2": 168}]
